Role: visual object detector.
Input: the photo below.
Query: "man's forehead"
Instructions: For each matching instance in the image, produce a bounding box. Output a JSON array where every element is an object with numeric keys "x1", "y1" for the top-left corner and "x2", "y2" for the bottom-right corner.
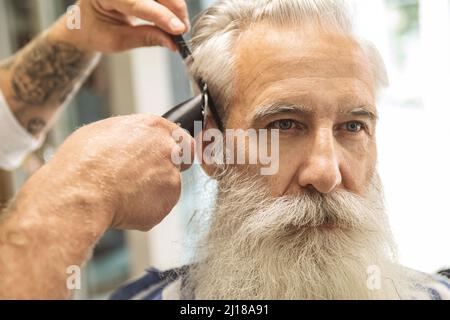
[{"x1": 230, "y1": 24, "x2": 376, "y2": 115}]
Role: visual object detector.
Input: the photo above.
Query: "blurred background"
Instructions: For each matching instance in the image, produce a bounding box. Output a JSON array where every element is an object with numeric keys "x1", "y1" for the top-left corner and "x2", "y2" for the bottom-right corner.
[{"x1": 0, "y1": 0, "x2": 449, "y2": 298}]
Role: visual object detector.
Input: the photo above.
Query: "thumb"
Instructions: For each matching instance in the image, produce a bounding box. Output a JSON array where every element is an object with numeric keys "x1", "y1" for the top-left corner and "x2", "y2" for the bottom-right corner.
[{"x1": 116, "y1": 25, "x2": 177, "y2": 51}]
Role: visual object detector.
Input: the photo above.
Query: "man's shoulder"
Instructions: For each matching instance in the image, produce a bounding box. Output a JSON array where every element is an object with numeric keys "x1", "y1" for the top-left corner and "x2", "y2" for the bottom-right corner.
[
  {"x1": 406, "y1": 268, "x2": 450, "y2": 300},
  {"x1": 426, "y1": 273, "x2": 450, "y2": 300},
  {"x1": 109, "y1": 266, "x2": 192, "y2": 300},
  {"x1": 109, "y1": 265, "x2": 450, "y2": 300}
]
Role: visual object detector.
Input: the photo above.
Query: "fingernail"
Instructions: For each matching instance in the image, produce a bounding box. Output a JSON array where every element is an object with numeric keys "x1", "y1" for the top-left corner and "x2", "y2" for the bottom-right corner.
[{"x1": 170, "y1": 18, "x2": 185, "y2": 33}]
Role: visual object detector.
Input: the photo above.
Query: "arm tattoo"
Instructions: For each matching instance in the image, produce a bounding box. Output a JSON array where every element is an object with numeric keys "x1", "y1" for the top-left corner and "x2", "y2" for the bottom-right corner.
[
  {"x1": 27, "y1": 118, "x2": 47, "y2": 136},
  {"x1": 12, "y1": 38, "x2": 87, "y2": 106},
  {"x1": 2, "y1": 35, "x2": 96, "y2": 136}
]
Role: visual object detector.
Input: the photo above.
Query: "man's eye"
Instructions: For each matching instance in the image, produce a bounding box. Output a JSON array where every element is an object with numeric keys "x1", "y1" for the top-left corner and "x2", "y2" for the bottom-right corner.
[
  {"x1": 268, "y1": 119, "x2": 298, "y2": 131},
  {"x1": 345, "y1": 121, "x2": 364, "y2": 133}
]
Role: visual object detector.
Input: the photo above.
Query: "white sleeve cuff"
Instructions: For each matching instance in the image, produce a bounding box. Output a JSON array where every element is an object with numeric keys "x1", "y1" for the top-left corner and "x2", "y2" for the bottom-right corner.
[{"x1": 0, "y1": 89, "x2": 43, "y2": 171}]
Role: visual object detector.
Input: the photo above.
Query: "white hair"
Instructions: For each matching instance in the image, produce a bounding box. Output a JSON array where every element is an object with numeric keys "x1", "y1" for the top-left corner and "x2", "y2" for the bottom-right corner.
[
  {"x1": 185, "y1": 168, "x2": 431, "y2": 299},
  {"x1": 189, "y1": 0, "x2": 389, "y2": 118}
]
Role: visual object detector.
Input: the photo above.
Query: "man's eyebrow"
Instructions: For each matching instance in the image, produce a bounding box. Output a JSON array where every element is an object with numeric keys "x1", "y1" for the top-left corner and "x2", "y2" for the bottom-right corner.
[
  {"x1": 250, "y1": 104, "x2": 379, "y2": 125},
  {"x1": 339, "y1": 107, "x2": 379, "y2": 121},
  {"x1": 251, "y1": 103, "x2": 315, "y2": 123}
]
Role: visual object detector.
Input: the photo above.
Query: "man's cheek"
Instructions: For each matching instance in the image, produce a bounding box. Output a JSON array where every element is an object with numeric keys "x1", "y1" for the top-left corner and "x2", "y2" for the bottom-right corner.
[
  {"x1": 342, "y1": 144, "x2": 377, "y2": 195},
  {"x1": 265, "y1": 153, "x2": 303, "y2": 197},
  {"x1": 339, "y1": 159, "x2": 372, "y2": 195}
]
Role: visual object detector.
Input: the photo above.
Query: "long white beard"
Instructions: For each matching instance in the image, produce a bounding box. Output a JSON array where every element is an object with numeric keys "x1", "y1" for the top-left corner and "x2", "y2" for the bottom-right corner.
[{"x1": 185, "y1": 168, "x2": 431, "y2": 300}]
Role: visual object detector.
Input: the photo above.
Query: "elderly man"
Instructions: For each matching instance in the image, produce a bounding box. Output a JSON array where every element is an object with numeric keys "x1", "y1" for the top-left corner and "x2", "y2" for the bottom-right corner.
[{"x1": 1, "y1": 0, "x2": 449, "y2": 300}]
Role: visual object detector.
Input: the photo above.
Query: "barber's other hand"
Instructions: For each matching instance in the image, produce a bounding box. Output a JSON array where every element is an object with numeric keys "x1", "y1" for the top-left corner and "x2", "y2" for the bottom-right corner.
[
  {"x1": 37, "y1": 115, "x2": 194, "y2": 231},
  {"x1": 53, "y1": 0, "x2": 189, "y2": 53}
]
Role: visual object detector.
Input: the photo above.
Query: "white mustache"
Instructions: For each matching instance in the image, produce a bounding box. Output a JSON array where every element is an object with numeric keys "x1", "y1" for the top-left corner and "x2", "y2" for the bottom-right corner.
[{"x1": 240, "y1": 190, "x2": 376, "y2": 234}]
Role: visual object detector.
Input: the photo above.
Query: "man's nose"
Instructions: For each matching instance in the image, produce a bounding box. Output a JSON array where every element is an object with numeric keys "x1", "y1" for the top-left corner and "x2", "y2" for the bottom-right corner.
[{"x1": 297, "y1": 128, "x2": 342, "y2": 194}]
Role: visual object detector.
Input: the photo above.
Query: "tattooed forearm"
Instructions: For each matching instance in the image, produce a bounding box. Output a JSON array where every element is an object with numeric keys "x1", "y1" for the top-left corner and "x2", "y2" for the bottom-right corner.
[
  {"x1": 12, "y1": 39, "x2": 87, "y2": 106},
  {"x1": 0, "y1": 34, "x2": 98, "y2": 137}
]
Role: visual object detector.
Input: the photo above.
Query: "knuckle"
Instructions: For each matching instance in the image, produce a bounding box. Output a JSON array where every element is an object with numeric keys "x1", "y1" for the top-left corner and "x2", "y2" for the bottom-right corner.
[
  {"x1": 160, "y1": 198, "x2": 174, "y2": 215},
  {"x1": 159, "y1": 187, "x2": 180, "y2": 216},
  {"x1": 150, "y1": 215, "x2": 164, "y2": 229},
  {"x1": 145, "y1": 33, "x2": 162, "y2": 47},
  {"x1": 136, "y1": 220, "x2": 154, "y2": 232},
  {"x1": 167, "y1": 170, "x2": 182, "y2": 190},
  {"x1": 164, "y1": 172, "x2": 182, "y2": 199},
  {"x1": 148, "y1": 115, "x2": 168, "y2": 128},
  {"x1": 167, "y1": 143, "x2": 181, "y2": 160},
  {"x1": 172, "y1": 0, "x2": 187, "y2": 14},
  {"x1": 139, "y1": 216, "x2": 161, "y2": 232},
  {"x1": 133, "y1": 113, "x2": 157, "y2": 124}
]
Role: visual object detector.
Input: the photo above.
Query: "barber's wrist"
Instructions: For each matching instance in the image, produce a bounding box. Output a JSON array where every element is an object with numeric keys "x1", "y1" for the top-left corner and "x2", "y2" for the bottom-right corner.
[
  {"x1": 48, "y1": 15, "x2": 99, "y2": 57},
  {"x1": 21, "y1": 163, "x2": 113, "y2": 241}
]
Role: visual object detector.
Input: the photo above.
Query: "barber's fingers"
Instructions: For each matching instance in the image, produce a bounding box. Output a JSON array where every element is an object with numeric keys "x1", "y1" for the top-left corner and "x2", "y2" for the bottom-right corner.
[
  {"x1": 156, "y1": 118, "x2": 195, "y2": 172},
  {"x1": 157, "y1": 0, "x2": 190, "y2": 31},
  {"x1": 171, "y1": 127, "x2": 195, "y2": 171},
  {"x1": 116, "y1": 24, "x2": 177, "y2": 51},
  {"x1": 100, "y1": 0, "x2": 188, "y2": 34},
  {"x1": 136, "y1": 114, "x2": 195, "y2": 171}
]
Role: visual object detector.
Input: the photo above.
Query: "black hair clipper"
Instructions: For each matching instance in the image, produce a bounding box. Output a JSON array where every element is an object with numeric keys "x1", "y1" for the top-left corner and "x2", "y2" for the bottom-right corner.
[
  {"x1": 163, "y1": 94, "x2": 203, "y2": 136},
  {"x1": 162, "y1": 35, "x2": 224, "y2": 137}
]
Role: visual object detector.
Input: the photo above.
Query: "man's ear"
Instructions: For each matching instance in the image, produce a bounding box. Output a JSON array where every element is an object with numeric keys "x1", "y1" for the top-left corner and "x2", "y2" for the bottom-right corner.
[{"x1": 196, "y1": 115, "x2": 221, "y2": 178}]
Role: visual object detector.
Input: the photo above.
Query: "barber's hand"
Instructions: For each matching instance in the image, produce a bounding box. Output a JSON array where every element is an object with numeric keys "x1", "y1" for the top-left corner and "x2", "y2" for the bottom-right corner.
[
  {"x1": 53, "y1": 0, "x2": 189, "y2": 53},
  {"x1": 39, "y1": 114, "x2": 194, "y2": 231}
]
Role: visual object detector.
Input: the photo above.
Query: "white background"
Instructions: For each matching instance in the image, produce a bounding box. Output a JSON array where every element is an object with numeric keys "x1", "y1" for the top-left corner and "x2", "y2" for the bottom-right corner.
[{"x1": 350, "y1": 0, "x2": 450, "y2": 273}]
